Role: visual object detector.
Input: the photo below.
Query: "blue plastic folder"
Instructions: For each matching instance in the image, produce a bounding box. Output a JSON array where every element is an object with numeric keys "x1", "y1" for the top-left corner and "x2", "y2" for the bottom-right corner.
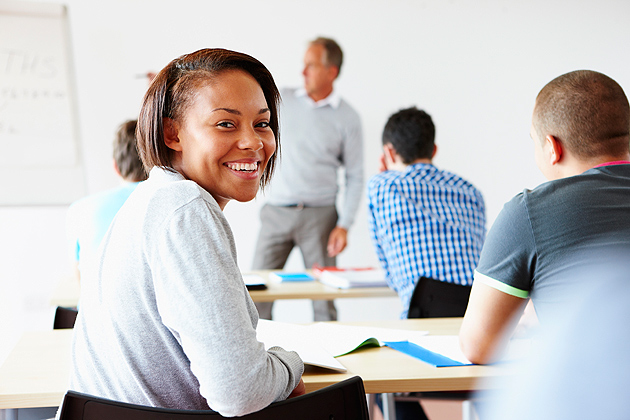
[
  {"x1": 384, "y1": 341, "x2": 472, "y2": 367},
  {"x1": 269, "y1": 272, "x2": 314, "y2": 282}
]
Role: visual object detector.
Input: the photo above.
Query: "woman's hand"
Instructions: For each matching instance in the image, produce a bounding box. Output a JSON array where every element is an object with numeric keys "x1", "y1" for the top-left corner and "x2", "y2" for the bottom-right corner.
[{"x1": 288, "y1": 378, "x2": 306, "y2": 398}]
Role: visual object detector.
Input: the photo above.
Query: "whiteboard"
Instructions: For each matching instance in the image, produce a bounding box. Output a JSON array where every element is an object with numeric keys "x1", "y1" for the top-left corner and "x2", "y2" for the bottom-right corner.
[{"x1": 0, "y1": 0, "x2": 85, "y2": 205}]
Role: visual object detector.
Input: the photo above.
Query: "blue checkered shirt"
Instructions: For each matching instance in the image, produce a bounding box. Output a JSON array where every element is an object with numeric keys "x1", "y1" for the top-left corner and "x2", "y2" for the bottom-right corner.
[{"x1": 367, "y1": 163, "x2": 486, "y2": 318}]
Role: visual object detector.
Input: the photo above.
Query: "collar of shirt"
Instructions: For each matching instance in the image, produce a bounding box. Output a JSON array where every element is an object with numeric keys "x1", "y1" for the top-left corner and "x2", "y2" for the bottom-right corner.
[
  {"x1": 593, "y1": 160, "x2": 630, "y2": 168},
  {"x1": 406, "y1": 162, "x2": 435, "y2": 173},
  {"x1": 295, "y1": 88, "x2": 341, "y2": 109}
]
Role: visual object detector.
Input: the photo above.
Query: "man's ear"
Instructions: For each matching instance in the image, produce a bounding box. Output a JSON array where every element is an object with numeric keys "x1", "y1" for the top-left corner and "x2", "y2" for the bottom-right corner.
[
  {"x1": 431, "y1": 144, "x2": 438, "y2": 159},
  {"x1": 112, "y1": 158, "x2": 121, "y2": 177},
  {"x1": 163, "y1": 117, "x2": 182, "y2": 152},
  {"x1": 328, "y1": 65, "x2": 340, "y2": 81},
  {"x1": 546, "y1": 135, "x2": 562, "y2": 165}
]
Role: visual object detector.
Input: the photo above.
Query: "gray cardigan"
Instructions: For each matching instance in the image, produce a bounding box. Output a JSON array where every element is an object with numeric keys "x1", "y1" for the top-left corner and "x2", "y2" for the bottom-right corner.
[{"x1": 67, "y1": 167, "x2": 303, "y2": 417}]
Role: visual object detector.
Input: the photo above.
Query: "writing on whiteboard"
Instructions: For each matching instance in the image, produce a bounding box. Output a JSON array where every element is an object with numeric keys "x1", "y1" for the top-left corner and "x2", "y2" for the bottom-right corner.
[{"x1": 0, "y1": 49, "x2": 58, "y2": 78}]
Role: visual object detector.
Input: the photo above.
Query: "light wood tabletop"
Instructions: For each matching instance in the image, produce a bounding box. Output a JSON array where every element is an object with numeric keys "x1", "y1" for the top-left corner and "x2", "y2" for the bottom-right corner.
[
  {"x1": 0, "y1": 329, "x2": 72, "y2": 409},
  {"x1": 50, "y1": 270, "x2": 397, "y2": 307},
  {"x1": 0, "y1": 318, "x2": 504, "y2": 411}
]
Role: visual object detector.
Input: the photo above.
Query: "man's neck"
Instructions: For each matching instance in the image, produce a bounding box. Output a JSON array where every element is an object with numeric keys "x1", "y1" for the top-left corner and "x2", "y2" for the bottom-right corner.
[
  {"x1": 308, "y1": 86, "x2": 334, "y2": 103},
  {"x1": 555, "y1": 152, "x2": 630, "y2": 179},
  {"x1": 389, "y1": 158, "x2": 432, "y2": 172},
  {"x1": 582, "y1": 153, "x2": 630, "y2": 171},
  {"x1": 410, "y1": 158, "x2": 432, "y2": 165}
]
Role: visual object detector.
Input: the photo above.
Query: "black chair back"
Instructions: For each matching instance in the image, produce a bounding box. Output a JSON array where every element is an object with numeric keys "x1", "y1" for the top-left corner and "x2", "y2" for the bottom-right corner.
[
  {"x1": 407, "y1": 277, "x2": 471, "y2": 319},
  {"x1": 53, "y1": 306, "x2": 79, "y2": 329},
  {"x1": 59, "y1": 376, "x2": 368, "y2": 420}
]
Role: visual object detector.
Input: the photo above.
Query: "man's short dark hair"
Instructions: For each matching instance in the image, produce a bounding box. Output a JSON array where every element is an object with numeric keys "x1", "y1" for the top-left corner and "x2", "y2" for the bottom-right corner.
[
  {"x1": 310, "y1": 37, "x2": 343, "y2": 76},
  {"x1": 382, "y1": 107, "x2": 435, "y2": 164},
  {"x1": 113, "y1": 120, "x2": 147, "y2": 182},
  {"x1": 534, "y1": 70, "x2": 630, "y2": 159}
]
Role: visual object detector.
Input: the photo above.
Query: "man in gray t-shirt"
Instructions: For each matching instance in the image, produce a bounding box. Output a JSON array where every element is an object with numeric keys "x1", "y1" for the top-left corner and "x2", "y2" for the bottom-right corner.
[{"x1": 460, "y1": 70, "x2": 630, "y2": 364}]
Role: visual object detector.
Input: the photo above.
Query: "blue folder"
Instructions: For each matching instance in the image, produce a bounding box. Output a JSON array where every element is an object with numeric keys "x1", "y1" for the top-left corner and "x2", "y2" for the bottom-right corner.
[
  {"x1": 270, "y1": 272, "x2": 314, "y2": 282},
  {"x1": 384, "y1": 341, "x2": 473, "y2": 367}
]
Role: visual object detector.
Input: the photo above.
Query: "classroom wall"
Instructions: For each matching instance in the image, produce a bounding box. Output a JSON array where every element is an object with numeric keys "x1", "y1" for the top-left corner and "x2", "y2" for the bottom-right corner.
[{"x1": 1, "y1": 0, "x2": 629, "y2": 364}]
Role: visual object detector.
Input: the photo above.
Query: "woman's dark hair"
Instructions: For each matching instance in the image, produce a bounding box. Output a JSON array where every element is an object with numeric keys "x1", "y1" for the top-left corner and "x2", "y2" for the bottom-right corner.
[{"x1": 137, "y1": 48, "x2": 280, "y2": 188}]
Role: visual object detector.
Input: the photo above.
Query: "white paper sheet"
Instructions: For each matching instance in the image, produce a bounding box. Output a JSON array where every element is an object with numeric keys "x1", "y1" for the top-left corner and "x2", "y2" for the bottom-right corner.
[{"x1": 256, "y1": 320, "x2": 347, "y2": 372}]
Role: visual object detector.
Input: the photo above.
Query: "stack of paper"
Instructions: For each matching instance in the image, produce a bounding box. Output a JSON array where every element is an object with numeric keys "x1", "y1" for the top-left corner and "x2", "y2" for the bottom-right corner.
[{"x1": 317, "y1": 268, "x2": 388, "y2": 289}]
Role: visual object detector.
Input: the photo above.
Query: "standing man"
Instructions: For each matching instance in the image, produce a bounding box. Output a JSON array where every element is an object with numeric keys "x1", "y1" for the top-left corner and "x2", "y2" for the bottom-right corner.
[
  {"x1": 253, "y1": 37, "x2": 363, "y2": 321},
  {"x1": 367, "y1": 107, "x2": 486, "y2": 318},
  {"x1": 459, "y1": 70, "x2": 630, "y2": 364}
]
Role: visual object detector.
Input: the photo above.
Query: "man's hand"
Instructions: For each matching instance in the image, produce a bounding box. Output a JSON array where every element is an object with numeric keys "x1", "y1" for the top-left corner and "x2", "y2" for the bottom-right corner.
[
  {"x1": 288, "y1": 378, "x2": 306, "y2": 398},
  {"x1": 378, "y1": 153, "x2": 388, "y2": 172},
  {"x1": 327, "y1": 226, "x2": 348, "y2": 257}
]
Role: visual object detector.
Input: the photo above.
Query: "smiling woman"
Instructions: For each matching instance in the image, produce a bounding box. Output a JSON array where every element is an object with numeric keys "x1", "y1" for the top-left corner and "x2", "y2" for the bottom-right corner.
[{"x1": 62, "y1": 49, "x2": 305, "y2": 417}]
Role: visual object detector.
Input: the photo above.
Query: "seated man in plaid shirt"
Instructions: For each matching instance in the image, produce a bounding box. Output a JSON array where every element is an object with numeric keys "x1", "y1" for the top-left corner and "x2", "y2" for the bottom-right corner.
[{"x1": 367, "y1": 107, "x2": 486, "y2": 319}]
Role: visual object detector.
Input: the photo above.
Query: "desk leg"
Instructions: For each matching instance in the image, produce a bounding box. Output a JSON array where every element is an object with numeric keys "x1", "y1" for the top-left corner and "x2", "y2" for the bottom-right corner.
[
  {"x1": 0, "y1": 409, "x2": 17, "y2": 420},
  {"x1": 462, "y1": 400, "x2": 476, "y2": 420},
  {"x1": 381, "y1": 393, "x2": 396, "y2": 420}
]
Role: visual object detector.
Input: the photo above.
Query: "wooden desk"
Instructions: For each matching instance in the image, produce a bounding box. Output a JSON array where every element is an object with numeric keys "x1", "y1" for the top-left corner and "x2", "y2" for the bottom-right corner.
[
  {"x1": 50, "y1": 270, "x2": 397, "y2": 307},
  {"x1": 0, "y1": 329, "x2": 72, "y2": 410},
  {"x1": 0, "y1": 318, "x2": 503, "y2": 411}
]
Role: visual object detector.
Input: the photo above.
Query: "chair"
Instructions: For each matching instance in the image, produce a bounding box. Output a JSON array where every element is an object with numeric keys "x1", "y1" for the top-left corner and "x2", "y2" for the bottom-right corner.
[
  {"x1": 406, "y1": 276, "x2": 471, "y2": 319},
  {"x1": 53, "y1": 306, "x2": 79, "y2": 329},
  {"x1": 58, "y1": 376, "x2": 369, "y2": 420}
]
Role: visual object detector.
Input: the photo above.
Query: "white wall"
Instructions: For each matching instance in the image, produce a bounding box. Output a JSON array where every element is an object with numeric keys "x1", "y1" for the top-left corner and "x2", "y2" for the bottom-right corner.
[{"x1": 2, "y1": 0, "x2": 629, "y2": 364}]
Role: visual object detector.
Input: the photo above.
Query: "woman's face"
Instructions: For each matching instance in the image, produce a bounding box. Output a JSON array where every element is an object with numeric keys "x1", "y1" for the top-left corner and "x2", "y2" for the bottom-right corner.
[{"x1": 166, "y1": 69, "x2": 276, "y2": 209}]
